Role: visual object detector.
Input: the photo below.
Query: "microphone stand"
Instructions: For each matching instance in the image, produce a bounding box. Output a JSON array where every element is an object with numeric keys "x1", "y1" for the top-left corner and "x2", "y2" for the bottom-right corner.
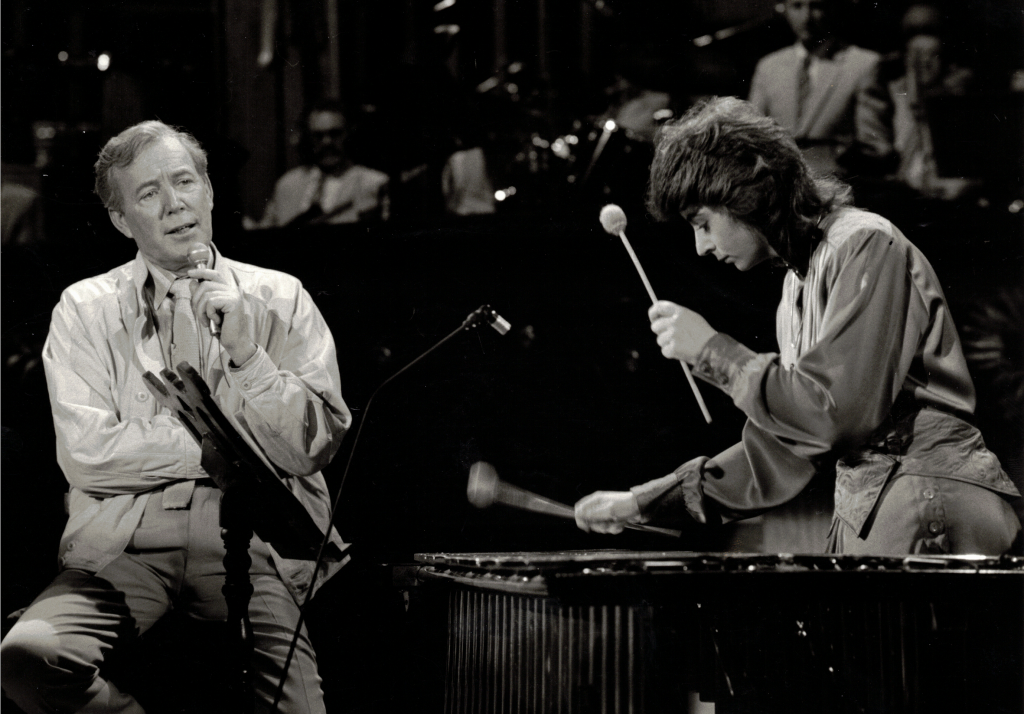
[{"x1": 270, "y1": 305, "x2": 510, "y2": 712}]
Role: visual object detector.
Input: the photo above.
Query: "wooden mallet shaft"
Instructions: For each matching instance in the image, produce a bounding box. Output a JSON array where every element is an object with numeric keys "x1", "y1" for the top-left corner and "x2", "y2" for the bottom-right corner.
[
  {"x1": 468, "y1": 462, "x2": 682, "y2": 538},
  {"x1": 600, "y1": 204, "x2": 712, "y2": 424}
]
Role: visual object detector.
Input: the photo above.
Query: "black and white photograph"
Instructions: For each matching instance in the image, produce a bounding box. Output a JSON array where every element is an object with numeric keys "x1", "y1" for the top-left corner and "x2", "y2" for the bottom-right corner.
[{"x1": 2, "y1": 1, "x2": 1022, "y2": 712}]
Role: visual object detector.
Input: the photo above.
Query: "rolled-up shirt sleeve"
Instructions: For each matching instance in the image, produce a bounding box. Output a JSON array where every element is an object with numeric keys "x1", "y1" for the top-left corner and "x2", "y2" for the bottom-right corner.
[
  {"x1": 224, "y1": 284, "x2": 351, "y2": 478},
  {"x1": 44, "y1": 292, "x2": 204, "y2": 498}
]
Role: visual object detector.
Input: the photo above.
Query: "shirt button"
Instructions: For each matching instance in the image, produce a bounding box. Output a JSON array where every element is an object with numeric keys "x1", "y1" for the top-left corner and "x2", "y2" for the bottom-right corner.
[
  {"x1": 242, "y1": 381, "x2": 251, "y2": 389},
  {"x1": 928, "y1": 521, "x2": 943, "y2": 535},
  {"x1": 66, "y1": 542, "x2": 75, "y2": 550},
  {"x1": 923, "y1": 489, "x2": 935, "y2": 500},
  {"x1": 136, "y1": 391, "x2": 149, "y2": 401}
]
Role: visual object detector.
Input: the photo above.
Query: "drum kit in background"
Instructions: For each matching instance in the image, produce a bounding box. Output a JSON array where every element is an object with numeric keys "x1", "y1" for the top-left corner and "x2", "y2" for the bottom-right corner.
[{"x1": 479, "y1": 71, "x2": 676, "y2": 211}]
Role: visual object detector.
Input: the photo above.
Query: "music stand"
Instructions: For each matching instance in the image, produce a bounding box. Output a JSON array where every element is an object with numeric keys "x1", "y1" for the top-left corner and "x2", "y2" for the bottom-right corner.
[{"x1": 144, "y1": 362, "x2": 345, "y2": 714}]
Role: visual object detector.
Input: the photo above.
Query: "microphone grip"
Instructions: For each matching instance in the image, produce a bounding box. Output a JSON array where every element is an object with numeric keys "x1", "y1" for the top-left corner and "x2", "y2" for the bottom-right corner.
[{"x1": 189, "y1": 260, "x2": 219, "y2": 336}]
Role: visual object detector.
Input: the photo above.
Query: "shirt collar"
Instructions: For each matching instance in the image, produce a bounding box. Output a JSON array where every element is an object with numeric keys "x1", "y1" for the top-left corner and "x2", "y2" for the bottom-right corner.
[{"x1": 140, "y1": 244, "x2": 219, "y2": 307}]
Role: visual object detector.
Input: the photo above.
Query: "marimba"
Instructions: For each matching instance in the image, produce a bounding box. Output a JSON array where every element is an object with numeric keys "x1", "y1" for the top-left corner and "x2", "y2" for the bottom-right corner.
[{"x1": 399, "y1": 550, "x2": 1024, "y2": 714}]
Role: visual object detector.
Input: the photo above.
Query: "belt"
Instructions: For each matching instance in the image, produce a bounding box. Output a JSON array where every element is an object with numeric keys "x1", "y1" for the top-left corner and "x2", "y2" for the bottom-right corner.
[{"x1": 163, "y1": 478, "x2": 219, "y2": 509}]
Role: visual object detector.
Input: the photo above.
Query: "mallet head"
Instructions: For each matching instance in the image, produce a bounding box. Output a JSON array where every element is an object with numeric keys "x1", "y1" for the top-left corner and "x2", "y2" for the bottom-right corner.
[{"x1": 599, "y1": 204, "x2": 628, "y2": 235}]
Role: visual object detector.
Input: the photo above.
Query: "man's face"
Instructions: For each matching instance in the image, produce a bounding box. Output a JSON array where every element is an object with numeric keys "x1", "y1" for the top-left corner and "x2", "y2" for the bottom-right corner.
[
  {"x1": 688, "y1": 207, "x2": 776, "y2": 271},
  {"x1": 309, "y1": 110, "x2": 348, "y2": 172},
  {"x1": 108, "y1": 136, "x2": 214, "y2": 274},
  {"x1": 784, "y1": 0, "x2": 831, "y2": 45}
]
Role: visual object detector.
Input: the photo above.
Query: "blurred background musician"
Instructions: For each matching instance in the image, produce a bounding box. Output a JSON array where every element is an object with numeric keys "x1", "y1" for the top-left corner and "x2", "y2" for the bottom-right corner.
[
  {"x1": 247, "y1": 99, "x2": 390, "y2": 228},
  {"x1": 747, "y1": 0, "x2": 895, "y2": 179},
  {"x1": 888, "y1": 3, "x2": 978, "y2": 200}
]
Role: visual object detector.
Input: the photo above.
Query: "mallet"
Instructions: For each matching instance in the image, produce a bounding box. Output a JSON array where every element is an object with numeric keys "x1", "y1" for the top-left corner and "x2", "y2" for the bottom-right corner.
[
  {"x1": 599, "y1": 204, "x2": 712, "y2": 424},
  {"x1": 467, "y1": 461, "x2": 682, "y2": 538}
]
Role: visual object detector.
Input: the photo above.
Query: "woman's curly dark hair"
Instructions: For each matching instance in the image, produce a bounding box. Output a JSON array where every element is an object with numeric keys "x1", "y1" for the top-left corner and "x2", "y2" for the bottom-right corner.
[{"x1": 646, "y1": 96, "x2": 852, "y2": 275}]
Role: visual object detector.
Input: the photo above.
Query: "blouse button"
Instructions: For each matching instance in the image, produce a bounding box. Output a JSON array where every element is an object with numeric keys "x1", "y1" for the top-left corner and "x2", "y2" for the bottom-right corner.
[
  {"x1": 136, "y1": 391, "x2": 149, "y2": 402},
  {"x1": 927, "y1": 521, "x2": 943, "y2": 535},
  {"x1": 922, "y1": 489, "x2": 935, "y2": 500}
]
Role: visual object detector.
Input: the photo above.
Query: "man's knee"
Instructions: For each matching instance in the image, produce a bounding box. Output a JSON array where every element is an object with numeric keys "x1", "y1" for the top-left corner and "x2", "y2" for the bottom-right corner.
[{"x1": 1, "y1": 618, "x2": 67, "y2": 707}]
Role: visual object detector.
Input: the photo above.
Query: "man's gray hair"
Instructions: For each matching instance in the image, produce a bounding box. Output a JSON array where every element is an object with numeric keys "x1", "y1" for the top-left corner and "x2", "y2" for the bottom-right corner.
[{"x1": 94, "y1": 120, "x2": 208, "y2": 213}]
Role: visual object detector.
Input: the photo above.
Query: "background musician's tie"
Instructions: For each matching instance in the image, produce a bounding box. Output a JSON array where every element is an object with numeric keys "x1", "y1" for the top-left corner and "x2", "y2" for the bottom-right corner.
[{"x1": 796, "y1": 53, "x2": 812, "y2": 125}]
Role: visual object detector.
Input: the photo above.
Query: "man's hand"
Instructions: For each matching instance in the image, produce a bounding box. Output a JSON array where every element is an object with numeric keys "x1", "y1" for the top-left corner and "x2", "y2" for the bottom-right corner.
[
  {"x1": 648, "y1": 300, "x2": 716, "y2": 364},
  {"x1": 574, "y1": 491, "x2": 642, "y2": 534},
  {"x1": 189, "y1": 268, "x2": 257, "y2": 367}
]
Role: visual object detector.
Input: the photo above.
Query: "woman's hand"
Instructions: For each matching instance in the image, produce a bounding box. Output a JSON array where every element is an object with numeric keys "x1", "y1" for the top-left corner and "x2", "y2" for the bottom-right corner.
[
  {"x1": 648, "y1": 300, "x2": 716, "y2": 364},
  {"x1": 574, "y1": 491, "x2": 642, "y2": 534}
]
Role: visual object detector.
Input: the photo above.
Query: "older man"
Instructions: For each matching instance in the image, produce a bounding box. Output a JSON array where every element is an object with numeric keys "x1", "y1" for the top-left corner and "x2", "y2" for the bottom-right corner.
[
  {"x1": 0, "y1": 120, "x2": 352, "y2": 713},
  {"x1": 748, "y1": 0, "x2": 893, "y2": 177}
]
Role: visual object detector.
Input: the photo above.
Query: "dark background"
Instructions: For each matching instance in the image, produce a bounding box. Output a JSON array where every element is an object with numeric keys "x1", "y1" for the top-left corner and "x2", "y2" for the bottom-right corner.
[{"x1": 3, "y1": 0, "x2": 1023, "y2": 711}]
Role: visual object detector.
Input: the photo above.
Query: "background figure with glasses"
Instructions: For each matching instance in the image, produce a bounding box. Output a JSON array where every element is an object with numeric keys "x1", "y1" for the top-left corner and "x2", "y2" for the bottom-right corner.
[{"x1": 249, "y1": 99, "x2": 390, "y2": 228}]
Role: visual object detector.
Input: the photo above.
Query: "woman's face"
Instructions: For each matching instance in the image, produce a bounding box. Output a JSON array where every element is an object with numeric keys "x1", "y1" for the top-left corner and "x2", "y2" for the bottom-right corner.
[{"x1": 687, "y1": 207, "x2": 777, "y2": 271}]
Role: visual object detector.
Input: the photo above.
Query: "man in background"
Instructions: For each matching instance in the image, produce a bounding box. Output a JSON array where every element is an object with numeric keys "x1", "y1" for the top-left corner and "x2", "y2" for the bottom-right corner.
[
  {"x1": 748, "y1": 0, "x2": 893, "y2": 177},
  {"x1": 250, "y1": 99, "x2": 390, "y2": 227}
]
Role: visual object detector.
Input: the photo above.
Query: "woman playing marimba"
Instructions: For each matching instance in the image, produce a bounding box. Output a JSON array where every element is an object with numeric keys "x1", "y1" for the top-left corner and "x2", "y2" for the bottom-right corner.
[{"x1": 575, "y1": 96, "x2": 1022, "y2": 555}]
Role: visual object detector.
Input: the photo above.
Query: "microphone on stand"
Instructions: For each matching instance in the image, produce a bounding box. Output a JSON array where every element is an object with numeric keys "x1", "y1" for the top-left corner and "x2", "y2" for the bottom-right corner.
[
  {"x1": 462, "y1": 304, "x2": 512, "y2": 335},
  {"x1": 271, "y1": 304, "x2": 511, "y2": 713}
]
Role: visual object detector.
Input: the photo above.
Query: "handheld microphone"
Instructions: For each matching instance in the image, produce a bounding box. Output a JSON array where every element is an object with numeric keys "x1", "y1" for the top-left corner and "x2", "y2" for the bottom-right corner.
[
  {"x1": 188, "y1": 241, "x2": 212, "y2": 270},
  {"x1": 187, "y1": 242, "x2": 218, "y2": 336},
  {"x1": 600, "y1": 204, "x2": 712, "y2": 424}
]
